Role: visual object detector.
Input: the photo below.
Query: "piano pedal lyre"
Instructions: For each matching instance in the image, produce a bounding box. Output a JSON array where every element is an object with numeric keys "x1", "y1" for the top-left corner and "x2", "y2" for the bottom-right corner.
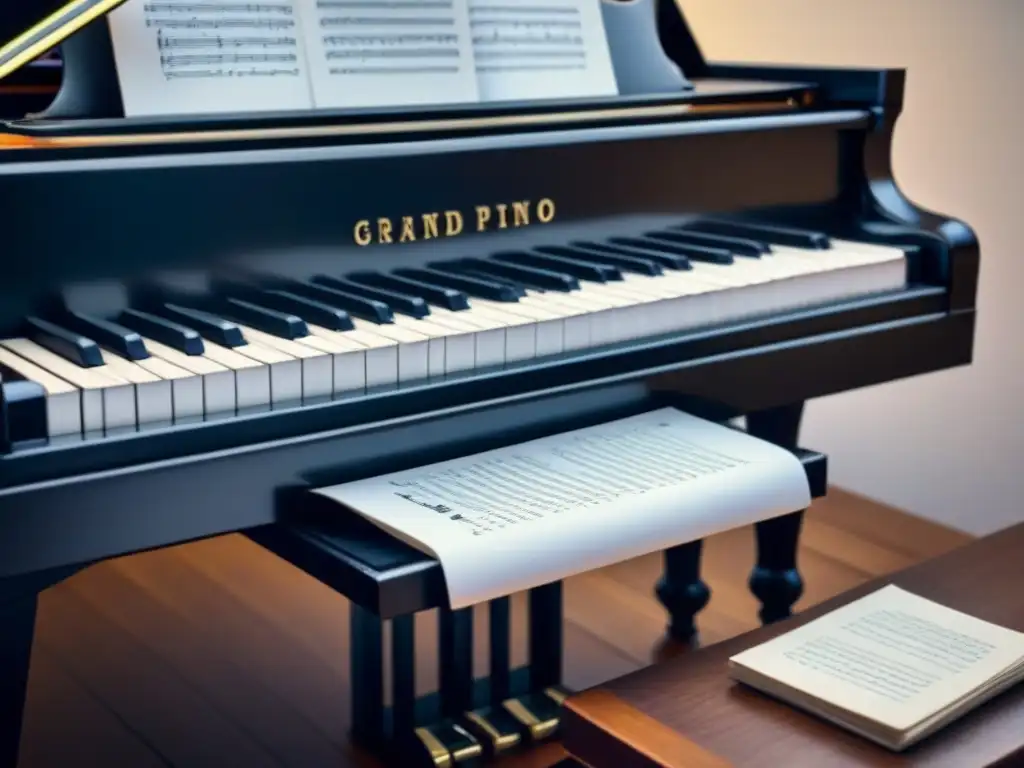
[{"x1": 346, "y1": 582, "x2": 569, "y2": 766}]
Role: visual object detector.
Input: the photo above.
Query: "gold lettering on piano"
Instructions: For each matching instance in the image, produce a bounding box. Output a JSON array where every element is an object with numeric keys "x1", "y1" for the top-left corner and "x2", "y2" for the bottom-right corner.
[
  {"x1": 475, "y1": 205, "x2": 492, "y2": 232},
  {"x1": 352, "y1": 198, "x2": 557, "y2": 246},
  {"x1": 445, "y1": 210, "x2": 464, "y2": 237},
  {"x1": 399, "y1": 216, "x2": 416, "y2": 243},
  {"x1": 422, "y1": 212, "x2": 440, "y2": 240},
  {"x1": 353, "y1": 219, "x2": 372, "y2": 247}
]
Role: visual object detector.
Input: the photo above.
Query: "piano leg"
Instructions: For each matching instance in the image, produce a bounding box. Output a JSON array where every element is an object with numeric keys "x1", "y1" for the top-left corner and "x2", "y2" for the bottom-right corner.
[
  {"x1": 746, "y1": 402, "x2": 807, "y2": 625},
  {"x1": 0, "y1": 566, "x2": 80, "y2": 768},
  {"x1": 655, "y1": 539, "x2": 710, "y2": 643},
  {"x1": 0, "y1": 594, "x2": 34, "y2": 768}
]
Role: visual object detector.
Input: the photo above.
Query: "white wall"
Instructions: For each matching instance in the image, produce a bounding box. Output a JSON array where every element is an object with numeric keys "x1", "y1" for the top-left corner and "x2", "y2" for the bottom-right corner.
[{"x1": 679, "y1": 0, "x2": 1024, "y2": 534}]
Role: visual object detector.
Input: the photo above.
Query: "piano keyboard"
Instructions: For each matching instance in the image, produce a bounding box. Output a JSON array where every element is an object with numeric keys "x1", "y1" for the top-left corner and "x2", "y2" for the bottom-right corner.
[{"x1": 0, "y1": 221, "x2": 907, "y2": 443}]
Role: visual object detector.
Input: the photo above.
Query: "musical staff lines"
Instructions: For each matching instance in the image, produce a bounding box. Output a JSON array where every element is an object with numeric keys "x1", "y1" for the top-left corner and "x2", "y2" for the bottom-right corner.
[
  {"x1": 313, "y1": 0, "x2": 466, "y2": 76},
  {"x1": 143, "y1": 1, "x2": 304, "y2": 80},
  {"x1": 470, "y1": 2, "x2": 586, "y2": 74},
  {"x1": 468, "y1": 0, "x2": 617, "y2": 101}
]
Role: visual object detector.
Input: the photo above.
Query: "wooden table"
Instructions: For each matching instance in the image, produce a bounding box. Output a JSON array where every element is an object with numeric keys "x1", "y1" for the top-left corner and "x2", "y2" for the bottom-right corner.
[{"x1": 561, "y1": 522, "x2": 1024, "y2": 767}]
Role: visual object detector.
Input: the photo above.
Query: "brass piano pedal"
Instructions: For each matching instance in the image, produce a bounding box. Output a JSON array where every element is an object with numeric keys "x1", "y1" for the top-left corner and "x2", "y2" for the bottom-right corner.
[
  {"x1": 500, "y1": 690, "x2": 565, "y2": 743},
  {"x1": 461, "y1": 705, "x2": 527, "y2": 756},
  {"x1": 409, "y1": 722, "x2": 484, "y2": 767}
]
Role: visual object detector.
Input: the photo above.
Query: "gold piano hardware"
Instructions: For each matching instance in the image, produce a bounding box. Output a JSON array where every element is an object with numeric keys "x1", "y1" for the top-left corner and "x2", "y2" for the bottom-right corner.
[{"x1": 353, "y1": 198, "x2": 556, "y2": 246}]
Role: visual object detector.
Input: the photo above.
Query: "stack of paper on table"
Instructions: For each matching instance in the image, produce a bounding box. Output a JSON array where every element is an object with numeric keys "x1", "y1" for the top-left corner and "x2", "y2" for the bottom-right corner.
[
  {"x1": 728, "y1": 585, "x2": 1024, "y2": 751},
  {"x1": 312, "y1": 408, "x2": 812, "y2": 609}
]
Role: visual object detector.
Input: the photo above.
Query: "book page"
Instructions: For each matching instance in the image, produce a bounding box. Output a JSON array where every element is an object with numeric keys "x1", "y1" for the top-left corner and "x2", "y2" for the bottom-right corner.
[
  {"x1": 729, "y1": 585, "x2": 1024, "y2": 732},
  {"x1": 296, "y1": 0, "x2": 480, "y2": 109},
  {"x1": 313, "y1": 409, "x2": 811, "y2": 609},
  {"x1": 108, "y1": 0, "x2": 316, "y2": 117},
  {"x1": 468, "y1": 0, "x2": 619, "y2": 102}
]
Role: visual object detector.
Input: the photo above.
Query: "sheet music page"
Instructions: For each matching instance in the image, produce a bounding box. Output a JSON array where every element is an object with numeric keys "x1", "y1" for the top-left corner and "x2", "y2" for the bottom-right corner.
[
  {"x1": 295, "y1": 0, "x2": 480, "y2": 109},
  {"x1": 313, "y1": 409, "x2": 811, "y2": 609},
  {"x1": 468, "y1": 0, "x2": 619, "y2": 102},
  {"x1": 108, "y1": 0, "x2": 316, "y2": 116},
  {"x1": 729, "y1": 585, "x2": 1024, "y2": 732}
]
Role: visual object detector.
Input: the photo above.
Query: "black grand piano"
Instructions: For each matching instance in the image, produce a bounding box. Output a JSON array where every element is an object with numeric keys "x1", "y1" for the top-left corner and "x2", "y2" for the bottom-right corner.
[{"x1": 0, "y1": 0, "x2": 977, "y2": 765}]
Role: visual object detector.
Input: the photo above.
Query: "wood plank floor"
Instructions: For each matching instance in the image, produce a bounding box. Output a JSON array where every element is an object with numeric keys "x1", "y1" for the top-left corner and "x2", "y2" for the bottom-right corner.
[{"x1": 16, "y1": 488, "x2": 970, "y2": 768}]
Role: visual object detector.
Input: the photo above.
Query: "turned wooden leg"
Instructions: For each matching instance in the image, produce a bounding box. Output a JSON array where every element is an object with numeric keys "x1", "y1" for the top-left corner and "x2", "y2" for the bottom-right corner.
[
  {"x1": 0, "y1": 593, "x2": 37, "y2": 768},
  {"x1": 655, "y1": 539, "x2": 710, "y2": 643},
  {"x1": 746, "y1": 402, "x2": 806, "y2": 625}
]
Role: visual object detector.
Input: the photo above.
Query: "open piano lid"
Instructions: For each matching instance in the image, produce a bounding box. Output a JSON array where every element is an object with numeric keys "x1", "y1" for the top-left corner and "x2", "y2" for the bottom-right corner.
[{"x1": 0, "y1": 0, "x2": 822, "y2": 140}]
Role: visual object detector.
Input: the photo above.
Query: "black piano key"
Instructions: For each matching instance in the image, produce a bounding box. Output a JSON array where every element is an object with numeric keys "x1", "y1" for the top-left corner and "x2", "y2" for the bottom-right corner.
[
  {"x1": 432, "y1": 258, "x2": 579, "y2": 292},
  {"x1": 0, "y1": 366, "x2": 48, "y2": 446},
  {"x1": 118, "y1": 308, "x2": 205, "y2": 356},
  {"x1": 684, "y1": 218, "x2": 831, "y2": 249},
  {"x1": 257, "y1": 290, "x2": 355, "y2": 332},
  {"x1": 215, "y1": 297, "x2": 309, "y2": 340},
  {"x1": 349, "y1": 272, "x2": 470, "y2": 312},
  {"x1": 289, "y1": 280, "x2": 394, "y2": 324},
  {"x1": 393, "y1": 267, "x2": 521, "y2": 302},
  {"x1": 24, "y1": 316, "x2": 104, "y2": 368},
  {"x1": 600, "y1": 239, "x2": 692, "y2": 270},
  {"x1": 490, "y1": 250, "x2": 621, "y2": 283},
  {"x1": 56, "y1": 311, "x2": 150, "y2": 361},
  {"x1": 655, "y1": 228, "x2": 767, "y2": 257},
  {"x1": 639, "y1": 234, "x2": 735, "y2": 265},
  {"x1": 461, "y1": 270, "x2": 534, "y2": 293},
  {"x1": 314, "y1": 275, "x2": 430, "y2": 319},
  {"x1": 154, "y1": 304, "x2": 247, "y2": 348},
  {"x1": 540, "y1": 243, "x2": 663, "y2": 276}
]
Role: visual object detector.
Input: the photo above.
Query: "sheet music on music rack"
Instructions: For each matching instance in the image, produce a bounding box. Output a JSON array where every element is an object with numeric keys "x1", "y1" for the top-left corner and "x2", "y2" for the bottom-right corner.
[
  {"x1": 312, "y1": 409, "x2": 812, "y2": 610},
  {"x1": 108, "y1": 0, "x2": 318, "y2": 116},
  {"x1": 469, "y1": 0, "x2": 618, "y2": 102},
  {"x1": 107, "y1": 0, "x2": 620, "y2": 117}
]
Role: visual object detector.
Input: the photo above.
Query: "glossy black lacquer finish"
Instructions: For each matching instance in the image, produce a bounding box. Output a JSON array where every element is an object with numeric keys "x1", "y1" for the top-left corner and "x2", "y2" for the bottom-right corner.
[{"x1": 0, "y1": 65, "x2": 978, "y2": 577}]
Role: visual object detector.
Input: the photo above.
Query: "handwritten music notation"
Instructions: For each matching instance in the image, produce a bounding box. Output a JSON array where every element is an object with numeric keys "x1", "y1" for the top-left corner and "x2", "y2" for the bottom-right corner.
[
  {"x1": 313, "y1": 0, "x2": 468, "y2": 77},
  {"x1": 143, "y1": 1, "x2": 304, "y2": 80}
]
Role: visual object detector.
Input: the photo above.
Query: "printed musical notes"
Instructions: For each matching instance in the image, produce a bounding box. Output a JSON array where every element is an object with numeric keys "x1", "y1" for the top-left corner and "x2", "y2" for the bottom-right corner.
[
  {"x1": 105, "y1": 0, "x2": 619, "y2": 117},
  {"x1": 109, "y1": 0, "x2": 315, "y2": 115},
  {"x1": 469, "y1": 0, "x2": 618, "y2": 101},
  {"x1": 299, "y1": 0, "x2": 480, "y2": 108}
]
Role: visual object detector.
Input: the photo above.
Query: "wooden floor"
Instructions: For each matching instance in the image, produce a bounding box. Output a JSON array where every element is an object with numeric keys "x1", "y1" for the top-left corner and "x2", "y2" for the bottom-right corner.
[{"x1": 16, "y1": 488, "x2": 970, "y2": 768}]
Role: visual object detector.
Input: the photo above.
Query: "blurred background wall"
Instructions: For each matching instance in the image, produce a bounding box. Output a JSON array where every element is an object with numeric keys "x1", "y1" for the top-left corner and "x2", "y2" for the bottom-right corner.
[{"x1": 681, "y1": 0, "x2": 1023, "y2": 534}]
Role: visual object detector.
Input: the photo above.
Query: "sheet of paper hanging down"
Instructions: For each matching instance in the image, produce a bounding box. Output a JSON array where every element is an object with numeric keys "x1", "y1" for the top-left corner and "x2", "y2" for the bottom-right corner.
[{"x1": 313, "y1": 409, "x2": 811, "y2": 610}]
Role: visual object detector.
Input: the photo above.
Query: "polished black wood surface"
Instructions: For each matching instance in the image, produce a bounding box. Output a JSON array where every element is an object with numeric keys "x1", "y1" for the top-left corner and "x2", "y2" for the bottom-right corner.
[{"x1": 0, "y1": 3, "x2": 981, "y2": 766}]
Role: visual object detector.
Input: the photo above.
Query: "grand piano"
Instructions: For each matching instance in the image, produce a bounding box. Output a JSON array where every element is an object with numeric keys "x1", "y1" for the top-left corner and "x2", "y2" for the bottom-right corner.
[{"x1": 0, "y1": 0, "x2": 977, "y2": 765}]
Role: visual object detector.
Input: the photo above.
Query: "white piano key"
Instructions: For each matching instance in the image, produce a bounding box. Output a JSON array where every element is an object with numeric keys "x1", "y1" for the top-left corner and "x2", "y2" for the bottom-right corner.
[
  {"x1": 97, "y1": 350, "x2": 174, "y2": 426},
  {"x1": 350, "y1": 318, "x2": 429, "y2": 384},
  {"x1": 389, "y1": 315, "x2": 456, "y2": 377},
  {"x1": 330, "y1": 325, "x2": 400, "y2": 389},
  {"x1": 229, "y1": 338, "x2": 303, "y2": 406},
  {"x1": 436, "y1": 304, "x2": 510, "y2": 368},
  {"x1": 201, "y1": 342, "x2": 273, "y2": 410},
  {"x1": 0, "y1": 338, "x2": 133, "y2": 433},
  {"x1": 0, "y1": 346, "x2": 82, "y2": 437},
  {"x1": 135, "y1": 354, "x2": 205, "y2": 421},
  {"x1": 234, "y1": 324, "x2": 333, "y2": 401},
  {"x1": 141, "y1": 337, "x2": 237, "y2": 416},
  {"x1": 417, "y1": 309, "x2": 485, "y2": 373},
  {"x1": 293, "y1": 326, "x2": 368, "y2": 394}
]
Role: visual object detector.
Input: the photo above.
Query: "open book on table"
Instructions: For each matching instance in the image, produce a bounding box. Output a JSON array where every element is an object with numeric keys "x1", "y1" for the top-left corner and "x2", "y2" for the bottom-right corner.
[
  {"x1": 107, "y1": 0, "x2": 620, "y2": 117},
  {"x1": 728, "y1": 585, "x2": 1024, "y2": 751},
  {"x1": 310, "y1": 408, "x2": 813, "y2": 610}
]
